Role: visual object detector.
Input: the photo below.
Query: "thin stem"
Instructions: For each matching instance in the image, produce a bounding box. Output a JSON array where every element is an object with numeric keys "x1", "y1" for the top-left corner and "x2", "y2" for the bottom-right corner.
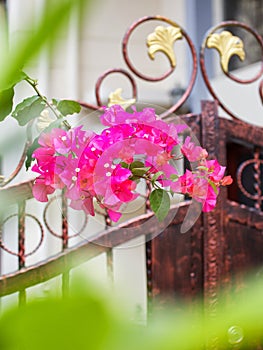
[
  {"x1": 171, "y1": 154, "x2": 184, "y2": 161},
  {"x1": 25, "y1": 77, "x2": 71, "y2": 130}
]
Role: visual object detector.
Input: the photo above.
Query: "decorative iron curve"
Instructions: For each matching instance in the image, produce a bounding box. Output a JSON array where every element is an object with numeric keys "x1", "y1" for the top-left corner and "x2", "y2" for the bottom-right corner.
[
  {"x1": 43, "y1": 195, "x2": 88, "y2": 240},
  {"x1": 0, "y1": 123, "x2": 32, "y2": 188},
  {"x1": 0, "y1": 212, "x2": 44, "y2": 257},
  {"x1": 200, "y1": 20, "x2": 263, "y2": 120},
  {"x1": 0, "y1": 17, "x2": 262, "y2": 294},
  {"x1": 1, "y1": 19, "x2": 263, "y2": 188},
  {"x1": 80, "y1": 15, "x2": 198, "y2": 119}
]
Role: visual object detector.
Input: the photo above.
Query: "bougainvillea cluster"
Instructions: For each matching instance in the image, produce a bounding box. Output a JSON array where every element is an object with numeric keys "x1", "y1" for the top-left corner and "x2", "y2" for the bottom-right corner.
[{"x1": 32, "y1": 105, "x2": 232, "y2": 222}]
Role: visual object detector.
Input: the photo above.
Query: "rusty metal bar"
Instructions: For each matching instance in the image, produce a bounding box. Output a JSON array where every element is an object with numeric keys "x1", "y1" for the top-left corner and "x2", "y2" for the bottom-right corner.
[
  {"x1": 0, "y1": 243, "x2": 109, "y2": 298},
  {"x1": 201, "y1": 100, "x2": 224, "y2": 350},
  {"x1": 0, "y1": 203, "x2": 189, "y2": 297},
  {"x1": 145, "y1": 181, "x2": 152, "y2": 317},
  {"x1": 18, "y1": 200, "x2": 26, "y2": 305},
  {"x1": 253, "y1": 147, "x2": 262, "y2": 210},
  {"x1": 61, "y1": 190, "x2": 69, "y2": 297},
  {"x1": 145, "y1": 239, "x2": 152, "y2": 317},
  {"x1": 18, "y1": 201, "x2": 26, "y2": 270},
  {"x1": 0, "y1": 180, "x2": 34, "y2": 208}
]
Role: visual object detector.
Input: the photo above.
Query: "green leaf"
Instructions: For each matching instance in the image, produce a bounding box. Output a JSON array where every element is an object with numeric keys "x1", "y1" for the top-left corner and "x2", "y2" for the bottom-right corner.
[
  {"x1": 151, "y1": 171, "x2": 164, "y2": 183},
  {"x1": 12, "y1": 95, "x2": 46, "y2": 126},
  {"x1": 197, "y1": 165, "x2": 209, "y2": 172},
  {"x1": 130, "y1": 161, "x2": 144, "y2": 169},
  {"x1": 129, "y1": 175, "x2": 141, "y2": 183},
  {"x1": 149, "y1": 189, "x2": 170, "y2": 222},
  {"x1": 0, "y1": 87, "x2": 14, "y2": 122},
  {"x1": 57, "y1": 100, "x2": 81, "y2": 116},
  {"x1": 131, "y1": 167, "x2": 150, "y2": 177},
  {"x1": 2, "y1": 70, "x2": 27, "y2": 91},
  {"x1": 25, "y1": 137, "x2": 40, "y2": 170},
  {"x1": 52, "y1": 98, "x2": 59, "y2": 106},
  {"x1": 208, "y1": 179, "x2": 219, "y2": 195},
  {"x1": 170, "y1": 174, "x2": 179, "y2": 181},
  {"x1": 120, "y1": 161, "x2": 129, "y2": 169}
]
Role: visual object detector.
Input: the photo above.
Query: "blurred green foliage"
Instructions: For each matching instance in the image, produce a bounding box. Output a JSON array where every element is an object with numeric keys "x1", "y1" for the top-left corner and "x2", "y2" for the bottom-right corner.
[
  {"x1": 0, "y1": 275, "x2": 263, "y2": 350},
  {"x1": 0, "y1": 0, "x2": 90, "y2": 92}
]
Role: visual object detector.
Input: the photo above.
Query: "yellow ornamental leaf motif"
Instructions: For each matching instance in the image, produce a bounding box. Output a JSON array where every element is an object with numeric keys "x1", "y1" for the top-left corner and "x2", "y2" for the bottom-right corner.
[
  {"x1": 147, "y1": 25, "x2": 183, "y2": 68},
  {"x1": 206, "y1": 31, "x2": 245, "y2": 73},
  {"x1": 108, "y1": 88, "x2": 136, "y2": 110}
]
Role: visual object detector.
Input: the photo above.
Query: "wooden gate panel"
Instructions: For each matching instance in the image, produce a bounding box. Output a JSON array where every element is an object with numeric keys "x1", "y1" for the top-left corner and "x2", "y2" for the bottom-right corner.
[
  {"x1": 150, "y1": 100, "x2": 263, "y2": 319},
  {"x1": 226, "y1": 220, "x2": 263, "y2": 287},
  {"x1": 151, "y1": 209, "x2": 203, "y2": 311}
]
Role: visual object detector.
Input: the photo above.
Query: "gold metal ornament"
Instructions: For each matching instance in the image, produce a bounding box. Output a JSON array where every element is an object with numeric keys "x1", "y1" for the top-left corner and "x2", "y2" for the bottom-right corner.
[
  {"x1": 108, "y1": 88, "x2": 136, "y2": 109},
  {"x1": 147, "y1": 25, "x2": 183, "y2": 67},
  {"x1": 206, "y1": 30, "x2": 245, "y2": 73}
]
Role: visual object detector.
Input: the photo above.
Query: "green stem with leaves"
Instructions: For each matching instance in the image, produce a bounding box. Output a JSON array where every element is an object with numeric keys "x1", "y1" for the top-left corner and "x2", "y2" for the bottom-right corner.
[{"x1": 25, "y1": 76, "x2": 71, "y2": 130}]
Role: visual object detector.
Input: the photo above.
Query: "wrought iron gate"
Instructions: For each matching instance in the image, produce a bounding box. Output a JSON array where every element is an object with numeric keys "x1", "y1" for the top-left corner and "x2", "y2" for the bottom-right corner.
[{"x1": 0, "y1": 16, "x2": 262, "y2": 347}]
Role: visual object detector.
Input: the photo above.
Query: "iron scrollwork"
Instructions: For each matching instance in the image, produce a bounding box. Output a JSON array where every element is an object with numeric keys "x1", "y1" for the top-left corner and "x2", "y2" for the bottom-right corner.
[
  {"x1": 200, "y1": 20, "x2": 263, "y2": 121},
  {"x1": 79, "y1": 16, "x2": 197, "y2": 118}
]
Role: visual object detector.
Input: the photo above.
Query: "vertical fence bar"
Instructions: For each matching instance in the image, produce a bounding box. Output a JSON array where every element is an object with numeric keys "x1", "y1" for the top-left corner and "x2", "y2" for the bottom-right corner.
[
  {"x1": 105, "y1": 215, "x2": 114, "y2": 286},
  {"x1": 61, "y1": 191, "x2": 69, "y2": 297},
  {"x1": 145, "y1": 181, "x2": 152, "y2": 318},
  {"x1": 145, "y1": 239, "x2": 152, "y2": 317},
  {"x1": 201, "y1": 100, "x2": 224, "y2": 350},
  {"x1": 253, "y1": 147, "x2": 262, "y2": 210},
  {"x1": 18, "y1": 200, "x2": 26, "y2": 305}
]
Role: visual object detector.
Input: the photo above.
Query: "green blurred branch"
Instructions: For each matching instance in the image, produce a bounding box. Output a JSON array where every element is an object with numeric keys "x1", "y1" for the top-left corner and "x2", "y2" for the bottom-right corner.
[{"x1": 0, "y1": 0, "x2": 91, "y2": 91}]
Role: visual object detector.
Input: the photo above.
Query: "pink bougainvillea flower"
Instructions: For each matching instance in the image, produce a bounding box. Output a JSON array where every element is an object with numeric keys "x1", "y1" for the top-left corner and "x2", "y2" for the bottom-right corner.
[
  {"x1": 100, "y1": 105, "x2": 156, "y2": 126},
  {"x1": 111, "y1": 166, "x2": 138, "y2": 202},
  {"x1": 156, "y1": 151, "x2": 173, "y2": 166},
  {"x1": 181, "y1": 136, "x2": 208, "y2": 162},
  {"x1": 205, "y1": 159, "x2": 226, "y2": 182},
  {"x1": 53, "y1": 126, "x2": 94, "y2": 155},
  {"x1": 53, "y1": 129, "x2": 71, "y2": 154},
  {"x1": 30, "y1": 104, "x2": 233, "y2": 221},
  {"x1": 32, "y1": 176, "x2": 56, "y2": 202},
  {"x1": 32, "y1": 126, "x2": 95, "y2": 202},
  {"x1": 171, "y1": 169, "x2": 194, "y2": 194},
  {"x1": 144, "y1": 156, "x2": 178, "y2": 188},
  {"x1": 100, "y1": 105, "x2": 183, "y2": 150},
  {"x1": 107, "y1": 209, "x2": 122, "y2": 222},
  {"x1": 96, "y1": 164, "x2": 138, "y2": 206},
  {"x1": 32, "y1": 147, "x2": 57, "y2": 190},
  {"x1": 202, "y1": 185, "x2": 218, "y2": 212},
  {"x1": 192, "y1": 176, "x2": 209, "y2": 204},
  {"x1": 68, "y1": 190, "x2": 95, "y2": 216},
  {"x1": 220, "y1": 175, "x2": 233, "y2": 186},
  {"x1": 171, "y1": 172, "x2": 216, "y2": 212}
]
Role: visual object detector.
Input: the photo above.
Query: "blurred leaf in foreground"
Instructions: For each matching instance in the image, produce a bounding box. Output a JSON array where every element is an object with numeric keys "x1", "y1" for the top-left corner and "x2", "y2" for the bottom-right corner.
[
  {"x1": 0, "y1": 87, "x2": 15, "y2": 122},
  {"x1": 0, "y1": 0, "x2": 91, "y2": 92},
  {"x1": 0, "y1": 275, "x2": 263, "y2": 350}
]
